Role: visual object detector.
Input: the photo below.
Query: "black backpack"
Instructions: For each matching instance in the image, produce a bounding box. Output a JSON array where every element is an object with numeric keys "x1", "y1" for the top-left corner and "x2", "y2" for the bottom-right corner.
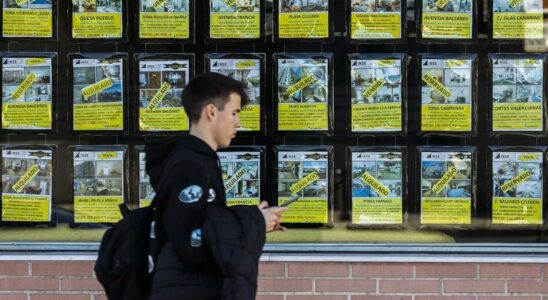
[
  {"x1": 94, "y1": 151, "x2": 181, "y2": 299},
  {"x1": 94, "y1": 203, "x2": 158, "y2": 300}
]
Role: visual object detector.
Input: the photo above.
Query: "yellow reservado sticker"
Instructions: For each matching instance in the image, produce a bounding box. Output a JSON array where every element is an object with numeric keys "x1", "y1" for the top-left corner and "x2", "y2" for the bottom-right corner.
[
  {"x1": 422, "y1": 73, "x2": 451, "y2": 98},
  {"x1": 287, "y1": 74, "x2": 317, "y2": 97},
  {"x1": 431, "y1": 165, "x2": 457, "y2": 195},
  {"x1": 224, "y1": 168, "x2": 247, "y2": 191},
  {"x1": 81, "y1": 78, "x2": 113, "y2": 99},
  {"x1": 362, "y1": 79, "x2": 385, "y2": 100},
  {"x1": 359, "y1": 172, "x2": 390, "y2": 197},
  {"x1": 153, "y1": 0, "x2": 167, "y2": 9},
  {"x1": 500, "y1": 170, "x2": 532, "y2": 193},
  {"x1": 436, "y1": 0, "x2": 449, "y2": 9},
  {"x1": 290, "y1": 171, "x2": 319, "y2": 194},
  {"x1": 147, "y1": 82, "x2": 171, "y2": 111},
  {"x1": 509, "y1": 0, "x2": 523, "y2": 8},
  {"x1": 11, "y1": 73, "x2": 36, "y2": 100},
  {"x1": 12, "y1": 165, "x2": 40, "y2": 193}
]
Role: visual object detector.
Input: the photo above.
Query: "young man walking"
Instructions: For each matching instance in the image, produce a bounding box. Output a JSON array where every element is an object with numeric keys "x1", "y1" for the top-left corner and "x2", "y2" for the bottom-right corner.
[{"x1": 145, "y1": 72, "x2": 286, "y2": 300}]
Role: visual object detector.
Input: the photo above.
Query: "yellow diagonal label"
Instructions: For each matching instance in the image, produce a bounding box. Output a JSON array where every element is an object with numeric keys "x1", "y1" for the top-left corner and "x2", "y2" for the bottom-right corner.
[
  {"x1": 509, "y1": 0, "x2": 523, "y2": 8},
  {"x1": 362, "y1": 79, "x2": 385, "y2": 99},
  {"x1": 290, "y1": 171, "x2": 319, "y2": 194},
  {"x1": 359, "y1": 172, "x2": 390, "y2": 197},
  {"x1": 501, "y1": 170, "x2": 532, "y2": 193},
  {"x1": 431, "y1": 165, "x2": 457, "y2": 195},
  {"x1": 447, "y1": 59, "x2": 467, "y2": 68},
  {"x1": 437, "y1": 0, "x2": 449, "y2": 8},
  {"x1": 98, "y1": 152, "x2": 118, "y2": 160},
  {"x1": 146, "y1": 82, "x2": 171, "y2": 111},
  {"x1": 518, "y1": 154, "x2": 539, "y2": 161},
  {"x1": 286, "y1": 74, "x2": 317, "y2": 97},
  {"x1": 26, "y1": 58, "x2": 46, "y2": 66},
  {"x1": 152, "y1": 0, "x2": 167, "y2": 9},
  {"x1": 422, "y1": 73, "x2": 451, "y2": 98},
  {"x1": 15, "y1": 0, "x2": 28, "y2": 5},
  {"x1": 11, "y1": 73, "x2": 36, "y2": 100},
  {"x1": 235, "y1": 60, "x2": 257, "y2": 69},
  {"x1": 12, "y1": 164, "x2": 40, "y2": 193},
  {"x1": 225, "y1": 0, "x2": 236, "y2": 6},
  {"x1": 224, "y1": 168, "x2": 247, "y2": 191},
  {"x1": 81, "y1": 77, "x2": 113, "y2": 99}
]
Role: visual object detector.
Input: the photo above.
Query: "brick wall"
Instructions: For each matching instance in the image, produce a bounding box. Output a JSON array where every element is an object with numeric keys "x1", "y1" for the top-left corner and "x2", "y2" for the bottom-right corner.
[{"x1": 0, "y1": 260, "x2": 547, "y2": 299}]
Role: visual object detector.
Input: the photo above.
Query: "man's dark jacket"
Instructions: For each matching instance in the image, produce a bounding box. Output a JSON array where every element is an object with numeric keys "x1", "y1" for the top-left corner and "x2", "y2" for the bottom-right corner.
[{"x1": 146, "y1": 135, "x2": 266, "y2": 300}]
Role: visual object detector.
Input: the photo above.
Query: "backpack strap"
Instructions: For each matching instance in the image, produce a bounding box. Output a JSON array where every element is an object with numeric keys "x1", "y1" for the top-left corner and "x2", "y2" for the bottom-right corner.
[
  {"x1": 151, "y1": 149, "x2": 190, "y2": 215},
  {"x1": 147, "y1": 149, "x2": 192, "y2": 275}
]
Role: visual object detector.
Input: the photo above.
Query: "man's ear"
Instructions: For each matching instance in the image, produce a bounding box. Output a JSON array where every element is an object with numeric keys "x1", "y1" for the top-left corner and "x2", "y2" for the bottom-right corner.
[{"x1": 204, "y1": 103, "x2": 217, "y2": 121}]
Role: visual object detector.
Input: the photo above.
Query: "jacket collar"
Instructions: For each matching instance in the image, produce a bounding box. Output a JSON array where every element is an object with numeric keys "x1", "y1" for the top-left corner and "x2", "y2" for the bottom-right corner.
[{"x1": 177, "y1": 134, "x2": 218, "y2": 159}]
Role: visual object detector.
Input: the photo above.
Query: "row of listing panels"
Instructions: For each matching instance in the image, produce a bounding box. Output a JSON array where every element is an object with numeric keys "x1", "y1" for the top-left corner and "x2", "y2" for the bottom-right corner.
[
  {"x1": 0, "y1": 144, "x2": 546, "y2": 229},
  {"x1": 1, "y1": 0, "x2": 545, "y2": 40},
  {"x1": 1, "y1": 52, "x2": 547, "y2": 134}
]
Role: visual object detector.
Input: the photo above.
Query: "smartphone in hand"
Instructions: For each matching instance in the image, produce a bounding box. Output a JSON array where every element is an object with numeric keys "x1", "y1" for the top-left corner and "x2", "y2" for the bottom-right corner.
[{"x1": 280, "y1": 195, "x2": 300, "y2": 207}]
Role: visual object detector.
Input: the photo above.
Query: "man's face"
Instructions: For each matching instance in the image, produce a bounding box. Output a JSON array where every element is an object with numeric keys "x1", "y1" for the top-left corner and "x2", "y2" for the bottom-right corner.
[{"x1": 212, "y1": 93, "x2": 241, "y2": 149}]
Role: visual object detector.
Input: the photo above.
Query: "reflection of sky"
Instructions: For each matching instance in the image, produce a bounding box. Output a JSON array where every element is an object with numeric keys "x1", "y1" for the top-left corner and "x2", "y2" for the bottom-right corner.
[
  {"x1": 446, "y1": 87, "x2": 471, "y2": 104},
  {"x1": 518, "y1": 163, "x2": 541, "y2": 181},
  {"x1": 100, "y1": 84, "x2": 121, "y2": 93},
  {"x1": 278, "y1": 67, "x2": 301, "y2": 86},
  {"x1": 303, "y1": 66, "x2": 327, "y2": 84},
  {"x1": 381, "y1": 68, "x2": 399, "y2": 76},
  {"x1": 422, "y1": 161, "x2": 446, "y2": 169},
  {"x1": 353, "y1": 177, "x2": 375, "y2": 197},
  {"x1": 516, "y1": 181, "x2": 541, "y2": 198},
  {"x1": 353, "y1": 162, "x2": 376, "y2": 177},
  {"x1": 304, "y1": 161, "x2": 326, "y2": 170},
  {"x1": 447, "y1": 188, "x2": 466, "y2": 197},
  {"x1": 516, "y1": 68, "x2": 542, "y2": 84},
  {"x1": 236, "y1": 162, "x2": 258, "y2": 179},
  {"x1": 517, "y1": 85, "x2": 542, "y2": 102},
  {"x1": 379, "y1": 180, "x2": 401, "y2": 197},
  {"x1": 493, "y1": 0, "x2": 541, "y2": 12}
]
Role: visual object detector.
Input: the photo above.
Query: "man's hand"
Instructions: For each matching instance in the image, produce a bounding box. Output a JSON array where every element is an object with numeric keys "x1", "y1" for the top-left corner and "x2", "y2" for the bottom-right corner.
[{"x1": 258, "y1": 201, "x2": 288, "y2": 233}]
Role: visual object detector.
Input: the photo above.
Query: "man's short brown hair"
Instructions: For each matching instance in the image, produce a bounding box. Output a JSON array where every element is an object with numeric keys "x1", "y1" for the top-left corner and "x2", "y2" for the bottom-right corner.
[{"x1": 182, "y1": 72, "x2": 249, "y2": 124}]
